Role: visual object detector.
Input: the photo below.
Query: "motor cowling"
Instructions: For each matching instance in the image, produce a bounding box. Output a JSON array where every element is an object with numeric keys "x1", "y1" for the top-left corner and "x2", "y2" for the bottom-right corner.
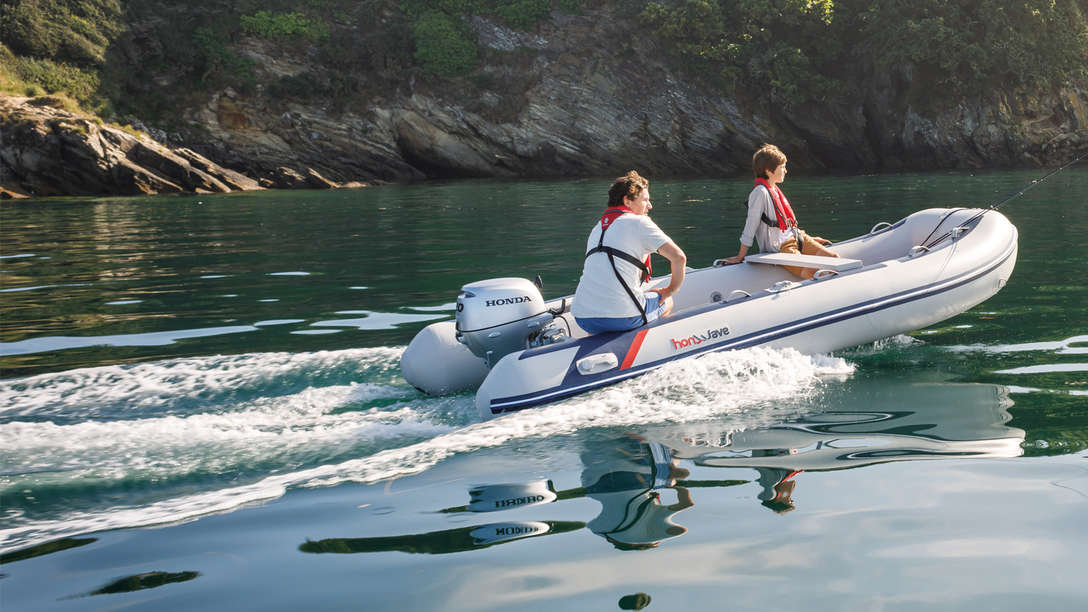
[{"x1": 456, "y1": 277, "x2": 553, "y2": 367}]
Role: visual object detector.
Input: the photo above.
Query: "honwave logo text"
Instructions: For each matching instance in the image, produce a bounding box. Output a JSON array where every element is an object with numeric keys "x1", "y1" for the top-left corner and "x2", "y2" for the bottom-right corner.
[
  {"x1": 494, "y1": 495, "x2": 547, "y2": 509},
  {"x1": 670, "y1": 326, "x2": 730, "y2": 350},
  {"x1": 485, "y1": 296, "x2": 532, "y2": 307}
]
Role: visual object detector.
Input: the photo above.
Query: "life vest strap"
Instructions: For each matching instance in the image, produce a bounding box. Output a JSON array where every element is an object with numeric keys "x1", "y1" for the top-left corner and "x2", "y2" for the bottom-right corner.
[
  {"x1": 585, "y1": 245, "x2": 651, "y2": 282},
  {"x1": 586, "y1": 210, "x2": 650, "y2": 325},
  {"x1": 606, "y1": 251, "x2": 648, "y2": 325},
  {"x1": 739, "y1": 199, "x2": 782, "y2": 229},
  {"x1": 748, "y1": 182, "x2": 797, "y2": 231}
]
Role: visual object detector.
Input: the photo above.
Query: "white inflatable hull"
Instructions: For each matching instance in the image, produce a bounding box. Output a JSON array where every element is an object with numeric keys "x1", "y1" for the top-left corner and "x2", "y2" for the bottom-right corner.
[{"x1": 402, "y1": 208, "x2": 1018, "y2": 419}]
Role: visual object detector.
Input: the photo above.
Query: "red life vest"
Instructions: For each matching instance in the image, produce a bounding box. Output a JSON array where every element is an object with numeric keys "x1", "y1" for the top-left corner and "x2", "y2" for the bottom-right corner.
[
  {"x1": 754, "y1": 178, "x2": 798, "y2": 230},
  {"x1": 597, "y1": 206, "x2": 652, "y2": 281}
]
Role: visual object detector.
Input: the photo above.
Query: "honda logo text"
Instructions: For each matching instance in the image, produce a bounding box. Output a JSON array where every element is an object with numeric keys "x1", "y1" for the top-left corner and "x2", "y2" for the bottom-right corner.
[{"x1": 485, "y1": 296, "x2": 532, "y2": 307}]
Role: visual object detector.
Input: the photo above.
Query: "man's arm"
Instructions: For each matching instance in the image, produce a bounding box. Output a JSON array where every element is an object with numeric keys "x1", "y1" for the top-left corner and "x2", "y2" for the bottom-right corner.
[{"x1": 652, "y1": 240, "x2": 686, "y2": 299}]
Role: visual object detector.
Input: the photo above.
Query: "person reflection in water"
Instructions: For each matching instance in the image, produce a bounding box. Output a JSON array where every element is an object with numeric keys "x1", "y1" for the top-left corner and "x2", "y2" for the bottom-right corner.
[
  {"x1": 581, "y1": 435, "x2": 693, "y2": 550},
  {"x1": 697, "y1": 446, "x2": 803, "y2": 514},
  {"x1": 756, "y1": 466, "x2": 802, "y2": 514}
]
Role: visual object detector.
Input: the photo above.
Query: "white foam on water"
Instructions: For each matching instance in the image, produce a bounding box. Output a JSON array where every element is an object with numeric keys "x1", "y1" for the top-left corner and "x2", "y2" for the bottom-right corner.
[
  {"x1": 0, "y1": 346, "x2": 853, "y2": 554},
  {"x1": 272, "y1": 348, "x2": 853, "y2": 492},
  {"x1": 0, "y1": 347, "x2": 402, "y2": 418},
  {"x1": 0, "y1": 384, "x2": 443, "y2": 482},
  {"x1": 268, "y1": 271, "x2": 311, "y2": 276},
  {"x1": 840, "y1": 334, "x2": 923, "y2": 355}
]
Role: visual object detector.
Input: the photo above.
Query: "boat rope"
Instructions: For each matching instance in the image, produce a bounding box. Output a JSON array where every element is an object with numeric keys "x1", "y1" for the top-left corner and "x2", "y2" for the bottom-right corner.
[
  {"x1": 917, "y1": 208, "x2": 966, "y2": 250},
  {"x1": 923, "y1": 152, "x2": 1086, "y2": 249},
  {"x1": 988, "y1": 152, "x2": 1087, "y2": 211}
]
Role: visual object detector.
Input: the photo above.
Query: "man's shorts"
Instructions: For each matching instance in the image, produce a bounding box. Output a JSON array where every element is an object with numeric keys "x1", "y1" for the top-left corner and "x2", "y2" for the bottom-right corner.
[{"x1": 575, "y1": 293, "x2": 664, "y2": 335}]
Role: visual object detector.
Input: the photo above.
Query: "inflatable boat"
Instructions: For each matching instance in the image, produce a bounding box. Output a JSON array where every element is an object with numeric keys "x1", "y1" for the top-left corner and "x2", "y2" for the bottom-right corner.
[{"x1": 401, "y1": 208, "x2": 1018, "y2": 419}]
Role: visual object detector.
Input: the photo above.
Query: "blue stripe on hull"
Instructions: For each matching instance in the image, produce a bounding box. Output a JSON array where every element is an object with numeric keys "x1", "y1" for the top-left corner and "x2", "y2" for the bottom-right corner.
[{"x1": 489, "y1": 236, "x2": 1016, "y2": 414}]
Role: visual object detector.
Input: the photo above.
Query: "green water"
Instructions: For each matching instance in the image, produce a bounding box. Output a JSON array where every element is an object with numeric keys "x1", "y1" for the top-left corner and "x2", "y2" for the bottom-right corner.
[
  {"x1": 2, "y1": 171, "x2": 1085, "y2": 373},
  {"x1": 1, "y1": 169, "x2": 1086, "y2": 611}
]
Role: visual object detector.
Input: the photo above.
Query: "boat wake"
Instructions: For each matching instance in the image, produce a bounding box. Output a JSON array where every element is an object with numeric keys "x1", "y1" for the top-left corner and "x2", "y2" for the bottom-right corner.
[{"x1": 0, "y1": 344, "x2": 853, "y2": 554}]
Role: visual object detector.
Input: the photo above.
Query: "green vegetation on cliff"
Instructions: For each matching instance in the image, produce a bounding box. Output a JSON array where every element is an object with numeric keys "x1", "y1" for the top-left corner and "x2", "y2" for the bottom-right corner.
[
  {"x1": 641, "y1": 0, "x2": 837, "y2": 99},
  {"x1": 410, "y1": 10, "x2": 479, "y2": 77},
  {"x1": 0, "y1": 1, "x2": 588, "y2": 119},
  {"x1": 1, "y1": 1, "x2": 1085, "y2": 123},
  {"x1": 0, "y1": 0, "x2": 120, "y2": 112},
  {"x1": 240, "y1": 10, "x2": 329, "y2": 41},
  {"x1": 0, "y1": 0, "x2": 122, "y2": 66},
  {"x1": 641, "y1": 0, "x2": 1088, "y2": 105}
]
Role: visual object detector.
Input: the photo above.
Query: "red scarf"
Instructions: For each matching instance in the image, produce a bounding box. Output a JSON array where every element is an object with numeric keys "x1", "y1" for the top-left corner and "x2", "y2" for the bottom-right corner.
[
  {"x1": 754, "y1": 178, "x2": 797, "y2": 230},
  {"x1": 600, "y1": 205, "x2": 652, "y2": 280}
]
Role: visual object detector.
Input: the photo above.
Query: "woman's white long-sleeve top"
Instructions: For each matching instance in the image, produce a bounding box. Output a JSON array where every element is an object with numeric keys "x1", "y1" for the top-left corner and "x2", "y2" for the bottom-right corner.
[{"x1": 738, "y1": 185, "x2": 795, "y2": 253}]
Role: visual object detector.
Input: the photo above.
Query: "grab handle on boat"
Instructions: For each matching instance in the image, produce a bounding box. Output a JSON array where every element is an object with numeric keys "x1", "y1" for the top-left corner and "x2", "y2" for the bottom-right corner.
[
  {"x1": 869, "y1": 221, "x2": 892, "y2": 234},
  {"x1": 726, "y1": 289, "x2": 752, "y2": 302},
  {"x1": 952, "y1": 226, "x2": 969, "y2": 239},
  {"x1": 548, "y1": 298, "x2": 568, "y2": 316},
  {"x1": 576, "y1": 353, "x2": 618, "y2": 375},
  {"x1": 766, "y1": 280, "x2": 801, "y2": 293},
  {"x1": 908, "y1": 245, "x2": 930, "y2": 258},
  {"x1": 812, "y1": 269, "x2": 838, "y2": 280}
]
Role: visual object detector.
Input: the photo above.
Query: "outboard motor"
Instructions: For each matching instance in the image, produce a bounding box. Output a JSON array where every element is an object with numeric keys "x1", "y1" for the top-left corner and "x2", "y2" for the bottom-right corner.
[{"x1": 456, "y1": 277, "x2": 555, "y2": 367}]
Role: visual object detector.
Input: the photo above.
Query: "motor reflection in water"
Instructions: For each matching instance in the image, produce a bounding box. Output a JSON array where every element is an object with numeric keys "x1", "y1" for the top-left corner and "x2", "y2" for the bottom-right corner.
[{"x1": 300, "y1": 382, "x2": 1024, "y2": 555}]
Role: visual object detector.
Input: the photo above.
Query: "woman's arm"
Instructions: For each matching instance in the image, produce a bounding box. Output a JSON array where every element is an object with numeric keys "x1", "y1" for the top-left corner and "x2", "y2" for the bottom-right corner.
[{"x1": 720, "y1": 243, "x2": 750, "y2": 265}]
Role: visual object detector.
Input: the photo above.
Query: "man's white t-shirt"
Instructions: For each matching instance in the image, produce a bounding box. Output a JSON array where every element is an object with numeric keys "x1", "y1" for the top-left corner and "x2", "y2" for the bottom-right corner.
[{"x1": 572, "y1": 214, "x2": 670, "y2": 318}]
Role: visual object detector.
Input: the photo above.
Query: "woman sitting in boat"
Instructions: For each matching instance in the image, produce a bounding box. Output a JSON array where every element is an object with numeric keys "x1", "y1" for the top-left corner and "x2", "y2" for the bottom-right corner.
[
  {"x1": 572, "y1": 171, "x2": 687, "y2": 335},
  {"x1": 720, "y1": 144, "x2": 838, "y2": 279}
]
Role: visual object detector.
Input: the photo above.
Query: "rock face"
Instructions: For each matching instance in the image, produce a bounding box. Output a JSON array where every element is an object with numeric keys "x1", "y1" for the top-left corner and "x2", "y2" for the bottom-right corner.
[
  {"x1": 3, "y1": 6, "x2": 1087, "y2": 198},
  {"x1": 0, "y1": 97, "x2": 267, "y2": 197},
  {"x1": 0, "y1": 96, "x2": 379, "y2": 197}
]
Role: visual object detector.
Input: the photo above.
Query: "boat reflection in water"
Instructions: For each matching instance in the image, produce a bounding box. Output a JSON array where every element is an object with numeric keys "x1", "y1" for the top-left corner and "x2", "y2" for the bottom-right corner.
[
  {"x1": 655, "y1": 381, "x2": 1025, "y2": 515},
  {"x1": 299, "y1": 519, "x2": 585, "y2": 555},
  {"x1": 300, "y1": 382, "x2": 1024, "y2": 555}
]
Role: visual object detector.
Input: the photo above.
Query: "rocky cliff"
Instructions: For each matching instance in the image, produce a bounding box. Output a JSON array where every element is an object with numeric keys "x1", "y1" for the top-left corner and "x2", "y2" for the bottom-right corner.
[{"x1": 2, "y1": 4, "x2": 1086, "y2": 199}]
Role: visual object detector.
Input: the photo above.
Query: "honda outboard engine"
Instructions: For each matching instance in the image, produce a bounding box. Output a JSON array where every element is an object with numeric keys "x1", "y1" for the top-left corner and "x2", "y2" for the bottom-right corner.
[{"x1": 456, "y1": 278, "x2": 554, "y2": 367}]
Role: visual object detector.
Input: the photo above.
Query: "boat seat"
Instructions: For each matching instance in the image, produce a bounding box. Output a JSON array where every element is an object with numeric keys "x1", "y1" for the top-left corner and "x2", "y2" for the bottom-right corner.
[{"x1": 743, "y1": 252, "x2": 863, "y2": 272}]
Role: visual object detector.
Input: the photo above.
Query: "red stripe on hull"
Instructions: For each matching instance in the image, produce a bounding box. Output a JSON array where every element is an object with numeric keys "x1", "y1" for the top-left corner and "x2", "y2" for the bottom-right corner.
[{"x1": 620, "y1": 329, "x2": 648, "y2": 370}]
